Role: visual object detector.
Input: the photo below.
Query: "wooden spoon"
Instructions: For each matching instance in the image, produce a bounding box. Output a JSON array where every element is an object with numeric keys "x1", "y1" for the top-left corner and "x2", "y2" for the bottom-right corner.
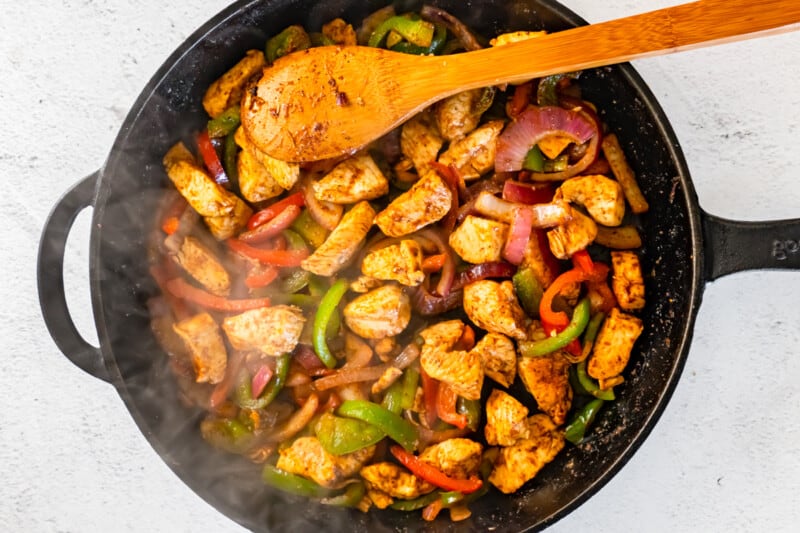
[{"x1": 241, "y1": 0, "x2": 800, "y2": 163}]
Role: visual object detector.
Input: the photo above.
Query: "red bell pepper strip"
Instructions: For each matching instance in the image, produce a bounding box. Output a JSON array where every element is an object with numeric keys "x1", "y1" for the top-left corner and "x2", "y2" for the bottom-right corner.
[
  {"x1": 430, "y1": 162, "x2": 463, "y2": 233},
  {"x1": 390, "y1": 445, "x2": 483, "y2": 494},
  {"x1": 197, "y1": 130, "x2": 228, "y2": 186},
  {"x1": 506, "y1": 81, "x2": 534, "y2": 118},
  {"x1": 436, "y1": 383, "x2": 468, "y2": 430},
  {"x1": 539, "y1": 261, "x2": 609, "y2": 329},
  {"x1": 571, "y1": 249, "x2": 595, "y2": 273},
  {"x1": 244, "y1": 267, "x2": 279, "y2": 289},
  {"x1": 420, "y1": 368, "x2": 440, "y2": 428},
  {"x1": 239, "y1": 204, "x2": 302, "y2": 244},
  {"x1": 227, "y1": 238, "x2": 309, "y2": 267},
  {"x1": 421, "y1": 254, "x2": 446, "y2": 273},
  {"x1": 247, "y1": 192, "x2": 305, "y2": 230},
  {"x1": 453, "y1": 325, "x2": 475, "y2": 351},
  {"x1": 161, "y1": 217, "x2": 180, "y2": 235},
  {"x1": 165, "y1": 277, "x2": 271, "y2": 312}
]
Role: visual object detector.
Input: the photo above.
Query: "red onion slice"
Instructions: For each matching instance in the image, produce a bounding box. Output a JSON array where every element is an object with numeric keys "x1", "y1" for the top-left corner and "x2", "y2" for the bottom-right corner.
[
  {"x1": 502, "y1": 207, "x2": 534, "y2": 265},
  {"x1": 502, "y1": 181, "x2": 554, "y2": 205},
  {"x1": 251, "y1": 364, "x2": 275, "y2": 398}
]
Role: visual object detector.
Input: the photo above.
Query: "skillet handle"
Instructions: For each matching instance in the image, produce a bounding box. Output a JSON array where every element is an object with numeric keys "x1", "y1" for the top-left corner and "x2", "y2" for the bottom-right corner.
[
  {"x1": 702, "y1": 210, "x2": 800, "y2": 281},
  {"x1": 38, "y1": 173, "x2": 110, "y2": 383}
]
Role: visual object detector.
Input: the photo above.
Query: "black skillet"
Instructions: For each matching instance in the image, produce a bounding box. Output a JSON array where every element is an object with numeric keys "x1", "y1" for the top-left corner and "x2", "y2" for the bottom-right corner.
[{"x1": 36, "y1": 0, "x2": 800, "y2": 531}]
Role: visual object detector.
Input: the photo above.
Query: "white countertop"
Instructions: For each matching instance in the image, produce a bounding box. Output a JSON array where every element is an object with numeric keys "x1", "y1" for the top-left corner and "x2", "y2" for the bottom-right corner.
[{"x1": 3, "y1": 1, "x2": 799, "y2": 531}]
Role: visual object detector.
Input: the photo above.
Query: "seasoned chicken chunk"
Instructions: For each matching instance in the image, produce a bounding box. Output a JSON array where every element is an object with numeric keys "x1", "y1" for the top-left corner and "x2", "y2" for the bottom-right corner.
[
  {"x1": 172, "y1": 313, "x2": 227, "y2": 384},
  {"x1": 301, "y1": 201, "x2": 375, "y2": 276},
  {"x1": 277, "y1": 436, "x2": 374, "y2": 488},
  {"x1": 547, "y1": 205, "x2": 598, "y2": 260},
  {"x1": 517, "y1": 352, "x2": 572, "y2": 425},
  {"x1": 174, "y1": 236, "x2": 230, "y2": 296},
  {"x1": 366, "y1": 487, "x2": 394, "y2": 509},
  {"x1": 343, "y1": 284, "x2": 411, "y2": 340},
  {"x1": 236, "y1": 147, "x2": 284, "y2": 203},
  {"x1": 463, "y1": 280, "x2": 528, "y2": 340},
  {"x1": 484, "y1": 389, "x2": 530, "y2": 446},
  {"x1": 202, "y1": 49, "x2": 265, "y2": 118},
  {"x1": 400, "y1": 110, "x2": 443, "y2": 175},
  {"x1": 312, "y1": 153, "x2": 389, "y2": 204},
  {"x1": 350, "y1": 275, "x2": 382, "y2": 293},
  {"x1": 449, "y1": 215, "x2": 508, "y2": 264},
  {"x1": 434, "y1": 88, "x2": 494, "y2": 142},
  {"x1": 438, "y1": 120, "x2": 504, "y2": 181},
  {"x1": 611, "y1": 251, "x2": 645, "y2": 311},
  {"x1": 234, "y1": 126, "x2": 299, "y2": 191},
  {"x1": 419, "y1": 438, "x2": 483, "y2": 479},
  {"x1": 374, "y1": 172, "x2": 452, "y2": 237},
  {"x1": 222, "y1": 305, "x2": 305, "y2": 356},
  {"x1": 471, "y1": 333, "x2": 516, "y2": 388},
  {"x1": 321, "y1": 18, "x2": 357, "y2": 45},
  {"x1": 204, "y1": 200, "x2": 253, "y2": 241},
  {"x1": 489, "y1": 414, "x2": 565, "y2": 494},
  {"x1": 361, "y1": 240, "x2": 425, "y2": 286},
  {"x1": 588, "y1": 307, "x2": 643, "y2": 382},
  {"x1": 360, "y1": 462, "x2": 435, "y2": 500},
  {"x1": 558, "y1": 175, "x2": 625, "y2": 227},
  {"x1": 419, "y1": 320, "x2": 484, "y2": 400},
  {"x1": 418, "y1": 320, "x2": 464, "y2": 350}
]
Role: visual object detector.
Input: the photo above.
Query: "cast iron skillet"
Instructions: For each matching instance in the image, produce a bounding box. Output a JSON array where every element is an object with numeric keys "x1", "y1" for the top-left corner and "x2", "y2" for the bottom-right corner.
[{"x1": 37, "y1": 0, "x2": 800, "y2": 531}]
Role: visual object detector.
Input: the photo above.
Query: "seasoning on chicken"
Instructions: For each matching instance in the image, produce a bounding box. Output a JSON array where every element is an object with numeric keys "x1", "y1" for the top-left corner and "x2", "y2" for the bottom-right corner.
[
  {"x1": 488, "y1": 413, "x2": 565, "y2": 494},
  {"x1": 312, "y1": 153, "x2": 389, "y2": 204},
  {"x1": 234, "y1": 126, "x2": 299, "y2": 192},
  {"x1": 371, "y1": 366, "x2": 404, "y2": 395},
  {"x1": 172, "y1": 312, "x2": 228, "y2": 384},
  {"x1": 400, "y1": 109, "x2": 444, "y2": 175},
  {"x1": 163, "y1": 142, "x2": 252, "y2": 240},
  {"x1": 517, "y1": 352, "x2": 573, "y2": 425},
  {"x1": 276, "y1": 436, "x2": 375, "y2": 488},
  {"x1": 463, "y1": 280, "x2": 529, "y2": 340},
  {"x1": 301, "y1": 201, "x2": 375, "y2": 276},
  {"x1": 343, "y1": 284, "x2": 411, "y2": 339},
  {"x1": 470, "y1": 333, "x2": 516, "y2": 388},
  {"x1": 434, "y1": 88, "x2": 494, "y2": 142},
  {"x1": 520, "y1": 230, "x2": 558, "y2": 288},
  {"x1": 419, "y1": 320, "x2": 484, "y2": 400},
  {"x1": 350, "y1": 275, "x2": 382, "y2": 293},
  {"x1": 360, "y1": 462, "x2": 435, "y2": 500},
  {"x1": 321, "y1": 18, "x2": 357, "y2": 45},
  {"x1": 449, "y1": 215, "x2": 508, "y2": 264},
  {"x1": 438, "y1": 120, "x2": 504, "y2": 181},
  {"x1": 222, "y1": 305, "x2": 305, "y2": 356},
  {"x1": 361, "y1": 240, "x2": 425, "y2": 287},
  {"x1": 610, "y1": 250, "x2": 645, "y2": 311},
  {"x1": 419, "y1": 438, "x2": 483, "y2": 479},
  {"x1": 173, "y1": 236, "x2": 231, "y2": 296},
  {"x1": 236, "y1": 148, "x2": 284, "y2": 203},
  {"x1": 547, "y1": 205, "x2": 598, "y2": 260},
  {"x1": 587, "y1": 307, "x2": 644, "y2": 384},
  {"x1": 374, "y1": 172, "x2": 453, "y2": 237},
  {"x1": 202, "y1": 49, "x2": 265, "y2": 118},
  {"x1": 558, "y1": 175, "x2": 625, "y2": 227},
  {"x1": 484, "y1": 389, "x2": 530, "y2": 446}
]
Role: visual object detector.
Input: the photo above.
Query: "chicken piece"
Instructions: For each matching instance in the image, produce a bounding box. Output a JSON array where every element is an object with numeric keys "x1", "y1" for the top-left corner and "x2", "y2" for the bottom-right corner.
[
  {"x1": 558, "y1": 175, "x2": 625, "y2": 227},
  {"x1": 174, "y1": 236, "x2": 230, "y2": 296},
  {"x1": 277, "y1": 436, "x2": 374, "y2": 489},
  {"x1": 400, "y1": 110, "x2": 443, "y2": 175},
  {"x1": 202, "y1": 49, "x2": 266, "y2": 118},
  {"x1": 172, "y1": 313, "x2": 227, "y2": 384},
  {"x1": 471, "y1": 333, "x2": 516, "y2": 388},
  {"x1": 343, "y1": 284, "x2": 411, "y2": 339},
  {"x1": 421, "y1": 350, "x2": 483, "y2": 401},
  {"x1": 547, "y1": 205, "x2": 598, "y2": 260},
  {"x1": 350, "y1": 275, "x2": 382, "y2": 293},
  {"x1": 434, "y1": 88, "x2": 494, "y2": 142},
  {"x1": 374, "y1": 172, "x2": 452, "y2": 237},
  {"x1": 520, "y1": 229, "x2": 558, "y2": 289},
  {"x1": 360, "y1": 462, "x2": 435, "y2": 500},
  {"x1": 371, "y1": 366, "x2": 404, "y2": 395},
  {"x1": 418, "y1": 320, "x2": 465, "y2": 350},
  {"x1": 438, "y1": 120, "x2": 504, "y2": 181},
  {"x1": 419, "y1": 439, "x2": 483, "y2": 479},
  {"x1": 366, "y1": 487, "x2": 394, "y2": 509},
  {"x1": 488, "y1": 414, "x2": 564, "y2": 494},
  {"x1": 361, "y1": 240, "x2": 425, "y2": 287},
  {"x1": 204, "y1": 200, "x2": 252, "y2": 241},
  {"x1": 484, "y1": 389, "x2": 530, "y2": 446},
  {"x1": 611, "y1": 251, "x2": 645, "y2": 311},
  {"x1": 321, "y1": 18, "x2": 357, "y2": 45},
  {"x1": 236, "y1": 148, "x2": 284, "y2": 203},
  {"x1": 463, "y1": 280, "x2": 529, "y2": 340},
  {"x1": 448, "y1": 215, "x2": 508, "y2": 264},
  {"x1": 234, "y1": 126, "x2": 299, "y2": 191},
  {"x1": 489, "y1": 31, "x2": 547, "y2": 47},
  {"x1": 517, "y1": 352, "x2": 573, "y2": 425},
  {"x1": 588, "y1": 307, "x2": 643, "y2": 381},
  {"x1": 222, "y1": 305, "x2": 305, "y2": 356},
  {"x1": 313, "y1": 153, "x2": 389, "y2": 204},
  {"x1": 301, "y1": 201, "x2": 375, "y2": 276}
]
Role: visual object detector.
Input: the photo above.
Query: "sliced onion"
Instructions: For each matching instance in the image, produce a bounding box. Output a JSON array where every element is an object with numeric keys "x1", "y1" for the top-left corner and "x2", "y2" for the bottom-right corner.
[
  {"x1": 238, "y1": 205, "x2": 302, "y2": 244},
  {"x1": 405, "y1": 411, "x2": 471, "y2": 444},
  {"x1": 267, "y1": 393, "x2": 319, "y2": 443},
  {"x1": 420, "y1": 5, "x2": 483, "y2": 51},
  {"x1": 495, "y1": 106, "x2": 597, "y2": 173},
  {"x1": 312, "y1": 365, "x2": 388, "y2": 391},
  {"x1": 251, "y1": 364, "x2": 275, "y2": 398},
  {"x1": 344, "y1": 332, "x2": 374, "y2": 369},
  {"x1": 411, "y1": 284, "x2": 464, "y2": 316},
  {"x1": 503, "y1": 207, "x2": 534, "y2": 265},
  {"x1": 392, "y1": 343, "x2": 421, "y2": 370},
  {"x1": 474, "y1": 191, "x2": 570, "y2": 227},
  {"x1": 303, "y1": 179, "x2": 342, "y2": 231},
  {"x1": 294, "y1": 343, "x2": 326, "y2": 372},
  {"x1": 502, "y1": 181, "x2": 554, "y2": 205},
  {"x1": 452, "y1": 261, "x2": 516, "y2": 291},
  {"x1": 209, "y1": 351, "x2": 245, "y2": 410},
  {"x1": 415, "y1": 228, "x2": 455, "y2": 297}
]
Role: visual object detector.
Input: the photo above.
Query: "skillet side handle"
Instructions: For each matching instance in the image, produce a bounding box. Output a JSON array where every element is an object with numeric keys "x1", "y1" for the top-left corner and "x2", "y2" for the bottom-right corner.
[
  {"x1": 702, "y1": 211, "x2": 800, "y2": 281},
  {"x1": 37, "y1": 173, "x2": 110, "y2": 383}
]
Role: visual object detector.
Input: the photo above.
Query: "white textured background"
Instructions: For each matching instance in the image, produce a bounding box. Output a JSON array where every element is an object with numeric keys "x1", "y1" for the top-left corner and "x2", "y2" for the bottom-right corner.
[{"x1": 2, "y1": 0, "x2": 799, "y2": 531}]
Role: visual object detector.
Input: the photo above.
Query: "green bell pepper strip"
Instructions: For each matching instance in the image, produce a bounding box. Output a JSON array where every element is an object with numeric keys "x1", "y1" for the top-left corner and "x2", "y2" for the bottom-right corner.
[
  {"x1": 313, "y1": 279, "x2": 348, "y2": 368},
  {"x1": 222, "y1": 131, "x2": 239, "y2": 185},
  {"x1": 337, "y1": 400, "x2": 419, "y2": 451},
  {"x1": 536, "y1": 71, "x2": 581, "y2": 106},
  {"x1": 389, "y1": 491, "x2": 440, "y2": 511},
  {"x1": 266, "y1": 25, "x2": 311, "y2": 63},
  {"x1": 368, "y1": 16, "x2": 435, "y2": 48},
  {"x1": 279, "y1": 269, "x2": 311, "y2": 294},
  {"x1": 320, "y1": 481, "x2": 366, "y2": 507},
  {"x1": 235, "y1": 353, "x2": 290, "y2": 409},
  {"x1": 565, "y1": 398, "x2": 604, "y2": 444},
  {"x1": 523, "y1": 145, "x2": 546, "y2": 172},
  {"x1": 290, "y1": 209, "x2": 328, "y2": 249},
  {"x1": 400, "y1": 367, "x2": 420, "y2": 411},
  {"x1": 390, "y1": 23, "x2": 447, "y2": 55},
  {"x1": 456, "y1": 397, "x2": 481, "y2": 432},
  {"x1": 261, "y1": 464, "x2": 335, "y2": 498},
  {"x1": 519, "y1": 297, "x2": 591, "y2": 357},
  {"x1": 315, "y1": 412, "x2": 386, "y2": 455},
  {"x1": 382, "y1": 379, "x2": 405, "y2": 415},
  {"x1": 199, "y1": 417, "x2": 253, "y2": 454},
  {"x1": 282, "y1": 229, "x2": 309, "y2": 252},
  {"x1": 513, "y1": 267, "x2": 544, "y2": 317},
  {"x1": 576, "y1": 359, "x2": 615, "y2": 401},
  {"x1": 544, "y1": 154, "x2": 570, "y2": 172},
  {"x1": 207, "y1": 105, "x2": 241, "y2": 138}
]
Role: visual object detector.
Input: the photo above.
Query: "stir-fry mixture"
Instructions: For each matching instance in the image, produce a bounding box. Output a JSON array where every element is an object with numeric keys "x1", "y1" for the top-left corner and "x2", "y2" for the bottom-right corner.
[{"x1": 148, "y1": 5, "x2": 648, "y2": 522}]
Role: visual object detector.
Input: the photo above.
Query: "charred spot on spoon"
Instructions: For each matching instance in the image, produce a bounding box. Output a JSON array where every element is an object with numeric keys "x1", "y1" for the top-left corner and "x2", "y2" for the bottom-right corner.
[{"x1": 336, "y1": 91, "x2": 350, "y2": 107}]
